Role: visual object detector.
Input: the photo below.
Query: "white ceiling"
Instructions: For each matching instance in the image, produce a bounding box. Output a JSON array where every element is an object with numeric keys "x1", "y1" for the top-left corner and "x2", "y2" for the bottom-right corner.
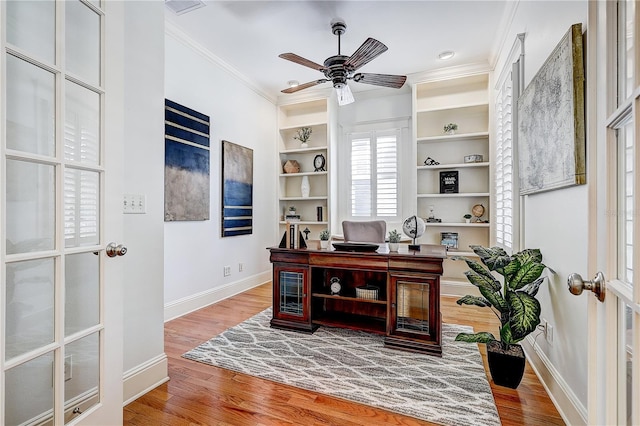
[{"x1": 164, "y1": 1, "x2": 510, "y2": 101}]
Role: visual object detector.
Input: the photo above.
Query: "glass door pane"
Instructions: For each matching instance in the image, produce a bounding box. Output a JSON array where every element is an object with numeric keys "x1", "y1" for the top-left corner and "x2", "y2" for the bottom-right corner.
[
  {"x1": 65, "y1": 0, "x2": 100, "y2": 85},
  {"x1": 6, "y1": 160, "x2": 55, "y2": 254},
  {"x1": 279, "y1": 270, "x2": 304, "y2": 316},
  {"x1": 5, "y1": 258, "x2": 55, "y2": 360},
  {"x1": 6, "y1": 0, "x2": 55, "y2": 64},
  {"x1": 6, "y1": 54, "x2": 55, "y2": 156},
  {"x1": 396, "y1": 280, "x2": 430, "y2": 332},
  {"x1": 4, "y1": 352, "x2": 55, "y2": 425}
]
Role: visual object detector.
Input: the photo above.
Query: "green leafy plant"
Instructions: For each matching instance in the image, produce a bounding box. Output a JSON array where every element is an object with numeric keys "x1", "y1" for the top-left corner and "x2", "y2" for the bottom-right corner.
[
  {"x1": 294, "y1": 127, "x2": 312, "y2": 144},
  {"x1": 463, "y1": 214, "x2": 472, "y2": 219},
  {"x1": 319, "y1": 229, "x2": 330, "y2": 241},
  {"x1": 443, "y1": 123, "x2": 458, "y2": 133},
  {"x1": 388, "y1": 229, "x2": 402, "y2": 243},
  {"x1": 454, "y1": 245, "x2": 550, "y2": 350}
]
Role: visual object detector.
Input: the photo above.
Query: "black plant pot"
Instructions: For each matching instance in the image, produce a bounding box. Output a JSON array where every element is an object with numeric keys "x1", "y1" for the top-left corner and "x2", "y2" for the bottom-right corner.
[{"x1": 486, "y1": 341, "x2": 526, "y2": 389}]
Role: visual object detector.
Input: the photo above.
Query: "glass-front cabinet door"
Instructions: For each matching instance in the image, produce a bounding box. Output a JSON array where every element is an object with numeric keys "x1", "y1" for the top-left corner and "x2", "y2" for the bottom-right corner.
[
  {"x1": 270, "y1": 264, "x2": 312, "y2": 331},
  {"x1": 387, "y1": 273, "x2": 442, "y2": 356}
]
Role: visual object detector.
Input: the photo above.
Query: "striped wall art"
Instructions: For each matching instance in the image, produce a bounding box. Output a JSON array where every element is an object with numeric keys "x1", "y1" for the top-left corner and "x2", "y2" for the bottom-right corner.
[
  {"x1": 164, "y1": 99, "x2": 210, "y2": 221},
  {"x1": 221, "y1": 140, "x2": 253, "y2": 237}
]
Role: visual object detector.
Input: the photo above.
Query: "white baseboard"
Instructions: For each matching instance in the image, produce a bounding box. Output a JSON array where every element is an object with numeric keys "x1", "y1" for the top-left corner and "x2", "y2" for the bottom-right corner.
[
  {"x1": 522, "y1": 335, "x2": 588, "y2": 425},
  {"x1": 441, "y1": 280, "x2": 479, "y2": 298},
  {"x1": 164, "y1": 271, "x2": 271, "y2": 322},
  {"x1": 123, "y1": 353, "x2": 169, "y2": 406}
]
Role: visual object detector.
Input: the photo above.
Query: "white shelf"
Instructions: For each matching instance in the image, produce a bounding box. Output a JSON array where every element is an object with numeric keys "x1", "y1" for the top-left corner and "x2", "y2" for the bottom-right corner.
[
  {"x1": 425, "y1": 222, "x2": 490, "y2": 227},
  {"x1": 280, "y1": 196, "x2": 328, "y2": 201},
  {"x1": 417, "y1": 162, "x2": 489, "y2": 170},
  {"x1": 416, "y1": 101, "x2": 489, "y2": 114},
  {"x1": 417, "y1": 192, "x2": 490, "y2": 198},
  {"x1": 279, "y1": 121, "x2": 327, "y2": 131},
  {"x1": 417, "y1": 131, "x2": 489, "y2": 143},
  {"x1": 414, "y1": 73, "x2": 491, "y2": 286},
  {"x1": 279, "y1": 221, "x2": 328, "y2": 225},
  {"x1": 280, "y1": 171, "x2": 328, "y2": 178},
  {"x1": 280, "y1": 146, "x2": 328, "y2": 154}
]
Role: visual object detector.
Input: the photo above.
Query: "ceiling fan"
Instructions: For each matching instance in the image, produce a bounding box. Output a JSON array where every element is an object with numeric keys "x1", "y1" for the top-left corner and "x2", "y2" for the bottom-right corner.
[{"x1": 279, "y1": 19, "x2": 407, "y2": 105}]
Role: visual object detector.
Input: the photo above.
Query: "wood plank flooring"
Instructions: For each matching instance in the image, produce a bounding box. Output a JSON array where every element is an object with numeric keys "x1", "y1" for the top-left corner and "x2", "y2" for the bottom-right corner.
[{"x1": 124, "y1": 283, "x2": 565, "y2": 425}]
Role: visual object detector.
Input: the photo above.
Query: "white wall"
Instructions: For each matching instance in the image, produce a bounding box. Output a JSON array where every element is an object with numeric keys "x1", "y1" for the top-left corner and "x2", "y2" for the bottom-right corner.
[
  {"x1": 492, "y1": 0, "x2": 589, "y2": 420},
  {"x1": 122, "y1": 0, "x2": 167, "y2": 390},
  {"x1": 163, "y1": 29, "x2": 277, "y2": 309}
]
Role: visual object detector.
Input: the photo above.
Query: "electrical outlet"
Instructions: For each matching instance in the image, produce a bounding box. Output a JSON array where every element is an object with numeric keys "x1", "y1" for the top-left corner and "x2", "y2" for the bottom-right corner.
[
  {"x1": 239, "y1": 262, "x2": 244, "y2": 272},
  {"x1": 223, "y1": 265, "x2": 231, "y2": 276},
  {"x1": 546, "y1": 323, "x2": 554, "y2": 344},
  {"x1": 64, "y1": 355, "x2": 72, "y2": 381}
]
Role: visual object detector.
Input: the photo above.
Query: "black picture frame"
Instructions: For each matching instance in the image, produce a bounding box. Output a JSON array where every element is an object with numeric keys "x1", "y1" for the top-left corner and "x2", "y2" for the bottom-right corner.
[{"x1": 439, "y1": 171, "x2": 459, "y2": 194}]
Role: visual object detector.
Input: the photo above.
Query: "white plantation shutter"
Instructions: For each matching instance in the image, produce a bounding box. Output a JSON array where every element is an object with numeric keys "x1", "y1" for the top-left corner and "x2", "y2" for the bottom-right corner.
[
  {"x1": 495, "y1": 73, "x2": 514, "y2": 249},
  {"x1": 351, "y1": 135, "x2": 372, "y2": 216},
  {"x1": 349, "y1": 130, "x2": 399, "y2": 218},
  {"x1": 64, "y1": 115, "x2": 99, "y2": 246}
]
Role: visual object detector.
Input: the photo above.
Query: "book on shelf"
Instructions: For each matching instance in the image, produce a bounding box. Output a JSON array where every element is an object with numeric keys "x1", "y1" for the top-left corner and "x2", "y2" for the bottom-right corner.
[
  {"x1": 279, "y1": 222, "x2": 307, "y2": 249},
  {"x1": 439, "y1": 171, "x2": 459, "y2": 194},
  {"x1": 285, "y1": 214, "x2": 300, "y2": 222}
]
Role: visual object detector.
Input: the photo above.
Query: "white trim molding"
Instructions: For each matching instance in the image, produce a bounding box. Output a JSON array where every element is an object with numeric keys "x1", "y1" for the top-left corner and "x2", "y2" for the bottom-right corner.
[
  {"x1": 165, "y1": 21, "x2": 276, "y2": 104},
  {"x1": 123, "y1": 353, "x2": 170, "y2": 406},
  {"x1": 523, "y1": 334, "x2": 588, "y2": 426},
  {"x1": 164, "y1": 271, "x2": 271, "y2": 322}
]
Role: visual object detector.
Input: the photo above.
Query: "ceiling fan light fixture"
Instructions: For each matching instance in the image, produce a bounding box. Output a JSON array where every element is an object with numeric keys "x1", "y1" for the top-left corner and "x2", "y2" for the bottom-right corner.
[
  {"x1": 336, "y1": 84, "x2": 354, "y2": 106},
  {"x1": 438, "y1": 51, "x2": 455, "y2": 61},
  {"x1": 287, "y1": 80, "x2": 299, "y2": 88}
]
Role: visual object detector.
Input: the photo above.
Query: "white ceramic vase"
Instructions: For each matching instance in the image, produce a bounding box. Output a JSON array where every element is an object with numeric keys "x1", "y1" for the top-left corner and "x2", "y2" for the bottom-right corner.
[
  {"x1": 301, "y1": 175, "x2": 310, "y2": 198},
  {"x1": 389, "y1": 242, "x2": 399, "y2": 252},
  {"x1": 320, "y1": 240, "x2": 329, "y2": 249}
]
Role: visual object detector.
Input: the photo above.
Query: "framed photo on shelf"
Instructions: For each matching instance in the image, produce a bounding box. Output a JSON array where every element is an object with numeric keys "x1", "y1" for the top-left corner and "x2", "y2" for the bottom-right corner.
[
  {"x1": 440, "y1": 232, "x2": 459, "y2": 250},
  {"x1": 439, "y1": 171, "x2": 459, "y2": 194}
]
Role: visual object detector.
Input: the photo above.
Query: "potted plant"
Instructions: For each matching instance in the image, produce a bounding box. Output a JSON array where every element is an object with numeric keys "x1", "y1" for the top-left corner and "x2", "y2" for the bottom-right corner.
[
  {"x1": 388, "y1": 229, "x2": 402, "y2": 252},
  {"x1": 463, "y1": 214, "x2": 472, "y2": 223},
  {"x1": 319, "y1": 229, "x2": 330, "y2": 249},
  {"x1": 443, "y1": 123, "x2": 458, "y2": 135},
  {"x1": 294, "y1": 127, "x2": 312, "y2": 148},
  {"x1": 454, "y1": 245, "x2": 550, "y2": 388}
]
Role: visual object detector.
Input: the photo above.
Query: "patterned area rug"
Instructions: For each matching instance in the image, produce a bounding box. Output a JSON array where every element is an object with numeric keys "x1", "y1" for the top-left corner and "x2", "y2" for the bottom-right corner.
[{"x1": 183, "y1": 308, "x2": 501, "y2": 426}]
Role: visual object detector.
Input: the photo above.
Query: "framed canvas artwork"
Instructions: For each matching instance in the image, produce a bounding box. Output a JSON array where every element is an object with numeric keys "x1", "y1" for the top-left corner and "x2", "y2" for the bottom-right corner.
[
  {"x1": 221, "y1": 140, "x2": 253, "y2": 237},
  {"x1": 164, "y1": 99, "x2": 210, "y2": 221},
  {"x1": 518, "y1": 23, "x2": 586, "y2": 195}
]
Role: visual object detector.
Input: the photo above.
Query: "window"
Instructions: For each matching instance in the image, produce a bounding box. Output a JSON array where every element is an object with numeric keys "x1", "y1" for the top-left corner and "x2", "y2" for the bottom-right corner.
[
  {"x1": 348, "y1": 129, "x2": 400, "y2": 219},
  {"x1": 494, "y1": 34, "x2": 524, "y2": 252},
  {"x1": 495, "y1": 74, "x2": 514, "y2": 250}
]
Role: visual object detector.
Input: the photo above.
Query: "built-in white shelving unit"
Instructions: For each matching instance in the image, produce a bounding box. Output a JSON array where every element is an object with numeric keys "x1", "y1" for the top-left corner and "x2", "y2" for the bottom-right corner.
[
  {"x1": 413, "y1": 73, "x2": 492, "y2": 285},
  {"x1": 277, "y1": 98, "x2": 332, "y2": 240}
]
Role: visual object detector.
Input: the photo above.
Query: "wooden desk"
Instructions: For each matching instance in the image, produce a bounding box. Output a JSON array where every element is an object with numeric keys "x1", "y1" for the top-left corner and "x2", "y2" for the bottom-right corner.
[{"x1": 268, "y1": 243, "x2": 447, "y2": 356}]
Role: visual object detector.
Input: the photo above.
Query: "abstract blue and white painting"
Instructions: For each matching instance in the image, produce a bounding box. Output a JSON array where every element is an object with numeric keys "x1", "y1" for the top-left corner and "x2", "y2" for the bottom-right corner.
[
  {"x1": 221, "y1": 141, "x2": 253, "y2": 237},
  {"x1": 164, "y1": 99, "x2": 210, "y2": 221}
]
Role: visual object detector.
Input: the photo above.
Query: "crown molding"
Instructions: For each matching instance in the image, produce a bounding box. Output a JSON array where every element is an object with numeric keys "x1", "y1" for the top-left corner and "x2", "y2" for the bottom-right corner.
[
  {"x1": 489, "y1": 0, "x2": 522, "y2": 71},
  {"x1": 165, "y1": 21, "x2": 277, "y2": 104},
  {"x1": 407, "y1": 61, "x2": 492, "y2": 85}
]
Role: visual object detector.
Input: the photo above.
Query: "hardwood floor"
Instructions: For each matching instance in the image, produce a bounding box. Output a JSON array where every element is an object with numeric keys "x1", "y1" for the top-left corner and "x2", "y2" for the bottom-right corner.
[{"x1": 124, "y1": 283, "x2": 565, "y2": 426}]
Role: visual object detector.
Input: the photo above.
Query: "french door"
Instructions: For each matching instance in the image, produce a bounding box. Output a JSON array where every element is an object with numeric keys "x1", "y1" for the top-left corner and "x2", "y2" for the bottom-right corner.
[
  {"x1": 1, "y1": 1, "x2": 124, "y2": 424},
  {"x1": 588, "y1": 1, "x2": 640, "y2": 424}
]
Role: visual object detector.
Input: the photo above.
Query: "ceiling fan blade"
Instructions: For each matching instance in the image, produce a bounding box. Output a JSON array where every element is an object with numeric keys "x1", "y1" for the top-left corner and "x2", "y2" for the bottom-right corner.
[
  {"x1": 343, "y1": 38, "x2": 388, "y2": 71},
  {"x1": 279, "y1": 53, "x2": 327, "y2": 72},
  {"x1": 281, "y1": 79, "x2": 328, "y2": 94},
  {"x1": 353, "y1": 73, "x2": 407, "y2": 89}
]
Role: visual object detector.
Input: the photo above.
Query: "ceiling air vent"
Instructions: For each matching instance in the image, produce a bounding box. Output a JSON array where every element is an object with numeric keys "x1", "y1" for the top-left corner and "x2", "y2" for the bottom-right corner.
[{"x1": 165, "y1": 0, "x2": 206, "y2": 15}]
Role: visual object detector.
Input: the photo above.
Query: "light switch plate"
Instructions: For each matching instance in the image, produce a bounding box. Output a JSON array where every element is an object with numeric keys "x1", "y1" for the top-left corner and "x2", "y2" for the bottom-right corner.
[{"x1": 123, "y1": 194, "x2": 146, "y2": 214}]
